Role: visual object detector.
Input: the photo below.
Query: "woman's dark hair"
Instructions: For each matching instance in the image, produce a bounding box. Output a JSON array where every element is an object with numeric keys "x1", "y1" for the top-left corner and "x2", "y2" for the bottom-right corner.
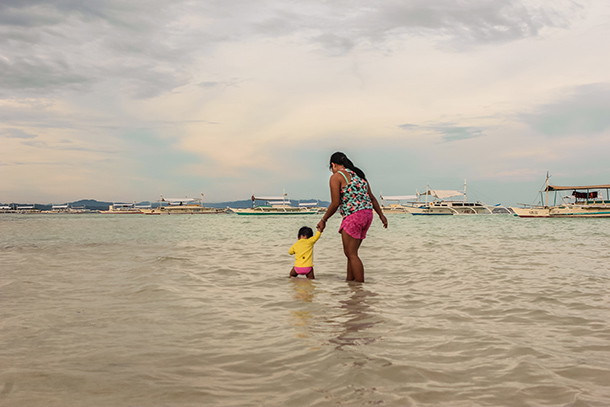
[
  {"x1": 329, "y1": 152, "x2": 366, "y2": 180},
  {"x1": 298, "y1": 226, "x2": 314, "y2": 239}
]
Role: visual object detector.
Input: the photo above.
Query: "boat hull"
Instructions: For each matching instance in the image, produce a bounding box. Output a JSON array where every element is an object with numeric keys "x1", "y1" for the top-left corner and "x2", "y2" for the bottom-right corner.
[
  {"x1": 404, "y1": 207, "x2": 453, "y2": 215},
  {"x1": 140, "y1": 207, "x2": 226, "y2": 215},
  {"x1": 511, "y1": 205, "x2": 610, "y2": 218},
  {"x1": 510, "y1": 207, "x2": 551, "y2": 218},
  {"x1": 381, "y1": 205, "x2": 409, "y2": 214},
  {"x1": 403, "y1": 201, "x2": 495, "y2": 215},
  {"x1": 549, "y1": 206, "x2": 610, "y2": 218},
  {"x1": 100, "y1": 210, "x2": 143, "y2": 214},
  {"x1": 229, "y1": 207, "x2": 319, "y2": 215}
]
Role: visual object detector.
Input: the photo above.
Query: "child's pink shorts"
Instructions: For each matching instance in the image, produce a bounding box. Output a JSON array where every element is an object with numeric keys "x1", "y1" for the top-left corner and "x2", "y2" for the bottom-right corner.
[
  {"x1": 295, "y1": 267, "x2": 312, "y2": 275},
  {"x1": 339, "y1": 209, "x2": 374, "y2": 240}
]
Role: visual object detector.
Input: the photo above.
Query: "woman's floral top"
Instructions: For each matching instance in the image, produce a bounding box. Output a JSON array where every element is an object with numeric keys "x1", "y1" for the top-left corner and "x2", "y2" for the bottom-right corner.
[{"x1": 339, "y1": 169, "x2": 373, "y2": 217}]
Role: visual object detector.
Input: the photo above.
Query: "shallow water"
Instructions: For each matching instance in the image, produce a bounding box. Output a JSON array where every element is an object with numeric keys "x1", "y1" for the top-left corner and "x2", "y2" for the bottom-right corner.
[{"x1": 1, "y1": 214, "x2": 609, "y2": 406}]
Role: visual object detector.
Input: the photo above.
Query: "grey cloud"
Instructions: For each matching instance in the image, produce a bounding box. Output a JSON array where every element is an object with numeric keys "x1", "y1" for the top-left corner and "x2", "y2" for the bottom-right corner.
[
  {"x1": 312, "y1": 33, "x2": 356, "y2": 56},
  {"x1": 19, "y1": 137, "x2": 110, "y2": 153},
  {"x1": 21, "y1": 139, "x2": 48, "y2": 148},
  {"x1": 398, "y1": 122, "x2": 484, "y2": 142},
  {"x1": 114, "y1": 65, "x2": 191, "y2": 99},
  {"x1": 197, "y1": 78, "x2": 243, "y2": 89},
  {"x1": 436, "y1": 126, "x2": 485, "y2": 142},
  {"x1": 2, "y1": 128, "x2": 38, "y2": 139},
  {"x1": 0, "y1": 0, "x2": 194, "y2": 98},
  {"x1": 0, "y1": 0, "x2": 165, "y2": 31},
  {"x1": 0, "y1": 0, "x2": 586, "y2": 99},
  {"x1": 367, "y1": 1, "x2": 577, "y2": 45},
  {"x1": 520, "y1": 83, "x2": 610, "y2": 137},
  {"x1": 251, "y1": 0, "x2": 583, "y2": 53},
  {"x1": 0, "y1": 58, "x2": 91, "y2": 95}
]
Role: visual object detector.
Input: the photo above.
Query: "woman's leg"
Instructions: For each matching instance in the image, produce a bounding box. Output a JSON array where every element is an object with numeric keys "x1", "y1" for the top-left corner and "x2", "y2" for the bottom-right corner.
[{"x1": 341, "y1": 230, "x2": 364, "y2": 282}]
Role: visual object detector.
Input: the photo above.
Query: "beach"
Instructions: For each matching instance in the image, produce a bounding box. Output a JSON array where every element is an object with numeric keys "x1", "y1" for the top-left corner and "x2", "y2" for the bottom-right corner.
[{"x1": 1, "y1": 213, "x2": 609, "y2": 406}]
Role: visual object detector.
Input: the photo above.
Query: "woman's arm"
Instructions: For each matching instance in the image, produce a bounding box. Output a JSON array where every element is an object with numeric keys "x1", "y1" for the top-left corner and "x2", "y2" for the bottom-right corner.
[
  {"x1": 368, "y1": 184, "x2": 388, "y2": 228},
  {"x1": 317, "y1": 174, "x2": 342, "y2": 232}
]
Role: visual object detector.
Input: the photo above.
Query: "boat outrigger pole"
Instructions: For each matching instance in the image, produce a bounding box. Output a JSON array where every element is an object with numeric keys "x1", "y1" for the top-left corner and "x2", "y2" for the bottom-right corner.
[
  {"x1": 545, "y1": 172, "x2": 550, "y2": 208},
  {"x1": 463, "y1": 179, "x2": 467, "y2": 203}
]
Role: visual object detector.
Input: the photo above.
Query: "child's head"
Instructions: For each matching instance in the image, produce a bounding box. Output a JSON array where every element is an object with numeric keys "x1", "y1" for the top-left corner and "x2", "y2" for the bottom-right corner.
[{"x1": 298, "y1": 226, "x2": 314, "y2": 239}]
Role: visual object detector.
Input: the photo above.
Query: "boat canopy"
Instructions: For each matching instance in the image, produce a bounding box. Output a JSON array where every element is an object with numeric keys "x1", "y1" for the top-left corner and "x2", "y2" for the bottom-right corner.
[
  {"x1": 381, "y1": 195, "x2": 417, "y2": 201},
  {"x1": 423, "y1": 190, "x2": 464, "y2": 199},
  {"x1": 299, "y1": 202, "x2": 318, "y2": 207},
  {"x1": 164, "y1": 198, "x2": 197, "y2": 203},
  {"x1": 545, "y1": 184, "x2": 610, "y2": 191},
  {"x1": 52, "y1": 205, "x2": 69, "y2": 209}
]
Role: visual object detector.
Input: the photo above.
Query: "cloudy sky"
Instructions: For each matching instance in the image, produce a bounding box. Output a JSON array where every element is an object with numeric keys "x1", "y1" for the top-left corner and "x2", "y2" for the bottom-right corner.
[{"x1": 2, "y1": 0, "x2": 610, "y2": 205}]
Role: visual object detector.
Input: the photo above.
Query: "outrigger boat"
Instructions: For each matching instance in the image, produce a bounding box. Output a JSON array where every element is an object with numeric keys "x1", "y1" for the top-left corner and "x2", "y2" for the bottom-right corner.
[
  {"x1": 42, "y1": 204, "x2": 90, "y2": 214},
  {"x1": 101, "y1": 202, "x2": 143, "y2": 214},
  {"x1": 141, "y1": 194, "x2": 226, "y2": 215},
  {"x1": 228, "y1": 195, "x2": 321, "y2": 215},
  {"x1": 379, "y1": 195, "x2": 418, "y2": 214},
  {"x1": 510, "y1": 175, "x2": 610, "y2": 218},
  {"x1": 400, "y1": 182, "x2": 506, "y2": 215},
  {"x1": 0, "y1": 205, "x2": 14, "y2": 213}
]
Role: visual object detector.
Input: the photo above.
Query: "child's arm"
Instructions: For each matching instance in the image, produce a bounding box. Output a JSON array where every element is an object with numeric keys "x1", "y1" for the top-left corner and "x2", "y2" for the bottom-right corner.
[
  {"x1": 309, "y1": 230, "x2": 322, "y2": 244},
  {"x1": 289, "y1": 244, "x2": 296, "y2": 255}
]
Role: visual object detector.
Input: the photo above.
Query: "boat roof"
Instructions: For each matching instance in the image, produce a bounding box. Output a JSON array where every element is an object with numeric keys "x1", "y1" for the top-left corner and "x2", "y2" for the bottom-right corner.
[
  {"x1": 163, "y1": 198, "x2": 198, "y2": 202},
  {"x1": 381, "y1": 195, "x2": 417, "y2": 200},
  {"x1": 545, "y1": 184, "x2": 610, "y2": 191},
  {"x1": 423, "y1": 190, "x2": 464, "y2": 199}
]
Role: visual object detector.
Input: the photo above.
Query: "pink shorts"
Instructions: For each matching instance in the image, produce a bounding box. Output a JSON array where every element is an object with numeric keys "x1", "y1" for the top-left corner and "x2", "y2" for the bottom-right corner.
[
  {"x1": 339, "y1": 209, "x2": 374, "y2": 240},
  {"x1": 295, "y1": 266, "x2": 312, "y2": 275}
]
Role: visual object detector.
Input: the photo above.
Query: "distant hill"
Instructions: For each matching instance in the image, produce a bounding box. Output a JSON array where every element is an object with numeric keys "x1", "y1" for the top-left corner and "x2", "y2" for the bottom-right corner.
[{"x1": 70, "y1": 199, "x2": 114, "y2": 210}]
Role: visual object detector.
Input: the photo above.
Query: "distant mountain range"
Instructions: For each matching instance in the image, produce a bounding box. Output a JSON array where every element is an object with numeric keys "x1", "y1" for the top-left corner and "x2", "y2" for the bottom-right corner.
[{"x1": 1, "y1": 198, "x2": 330, "y2": 211}]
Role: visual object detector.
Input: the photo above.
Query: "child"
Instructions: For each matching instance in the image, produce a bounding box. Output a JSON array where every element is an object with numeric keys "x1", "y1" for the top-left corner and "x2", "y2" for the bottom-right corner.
[{"x1": 289, "y1": 226, "x2": 322, "y2": 279}]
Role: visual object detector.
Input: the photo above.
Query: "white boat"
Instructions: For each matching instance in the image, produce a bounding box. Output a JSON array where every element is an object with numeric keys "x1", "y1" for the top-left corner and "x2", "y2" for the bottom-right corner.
[
  {"x1": 100, "y1": 203, "x2": 143, "y2": 214},
  {"x1": 0, "y1": 205, "x2": 15, "y2": 213},
  {"x1": 15, "y1": 205, "x2": 41, "y2": 214},
  {"x1": 42, "y1": 204, "x2": 89, "y2": 214},
  {"x1": 402, "y1": 182, "x2": 506, "y2": 215},
  {"x1": 141, "y1": 194, "x2": 227, "y2": 215},
  {"x1": 380, "y1": 195, "x2": 418, "y2": 214},
  {"x1": 510, "y1": 175, "x2": 610, "y2": 218},
  {"x1": 228, "y1": 195, "x2": 321, "y2": 215}
]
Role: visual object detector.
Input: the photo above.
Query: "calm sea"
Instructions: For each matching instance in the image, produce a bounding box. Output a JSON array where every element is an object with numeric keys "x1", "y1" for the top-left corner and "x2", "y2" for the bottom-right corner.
[{"x1": 1, "y1": 213, "x2": 609, "y2": 407}]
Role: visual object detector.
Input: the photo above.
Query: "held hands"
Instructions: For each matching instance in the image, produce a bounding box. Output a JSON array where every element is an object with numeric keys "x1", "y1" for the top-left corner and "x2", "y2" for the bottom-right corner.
[{"x1": 317, "y1": 219, "x2": 326, "y2": 232}]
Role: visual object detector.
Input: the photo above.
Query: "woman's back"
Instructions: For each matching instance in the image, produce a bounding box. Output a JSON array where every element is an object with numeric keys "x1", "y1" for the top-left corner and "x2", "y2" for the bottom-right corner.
[{"x1": 339, "y1": 169, "x2": 373, "y2": 217}]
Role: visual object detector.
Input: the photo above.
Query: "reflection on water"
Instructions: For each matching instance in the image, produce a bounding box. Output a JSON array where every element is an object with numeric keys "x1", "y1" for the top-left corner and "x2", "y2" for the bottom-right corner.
[
  {"x1": 331, "y1": 285, "x2": 381, "y2": 350},
  {"x1": 291, "y1": 278, "x2": 316, "y2": 303},
  {"x1": 290, "y1": 279, "x2": 316, "y2": 340}
]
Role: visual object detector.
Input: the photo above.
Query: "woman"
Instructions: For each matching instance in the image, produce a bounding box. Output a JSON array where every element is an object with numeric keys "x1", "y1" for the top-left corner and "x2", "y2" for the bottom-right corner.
[{"x1": 317, "y1": 152, "x2": 388, "y2": 282}]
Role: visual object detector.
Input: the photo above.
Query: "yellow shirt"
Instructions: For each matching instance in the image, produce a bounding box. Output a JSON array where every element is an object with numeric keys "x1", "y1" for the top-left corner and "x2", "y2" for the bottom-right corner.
[{"x1": 289, "y1": 231, "x2": 321, "y2": 267}]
